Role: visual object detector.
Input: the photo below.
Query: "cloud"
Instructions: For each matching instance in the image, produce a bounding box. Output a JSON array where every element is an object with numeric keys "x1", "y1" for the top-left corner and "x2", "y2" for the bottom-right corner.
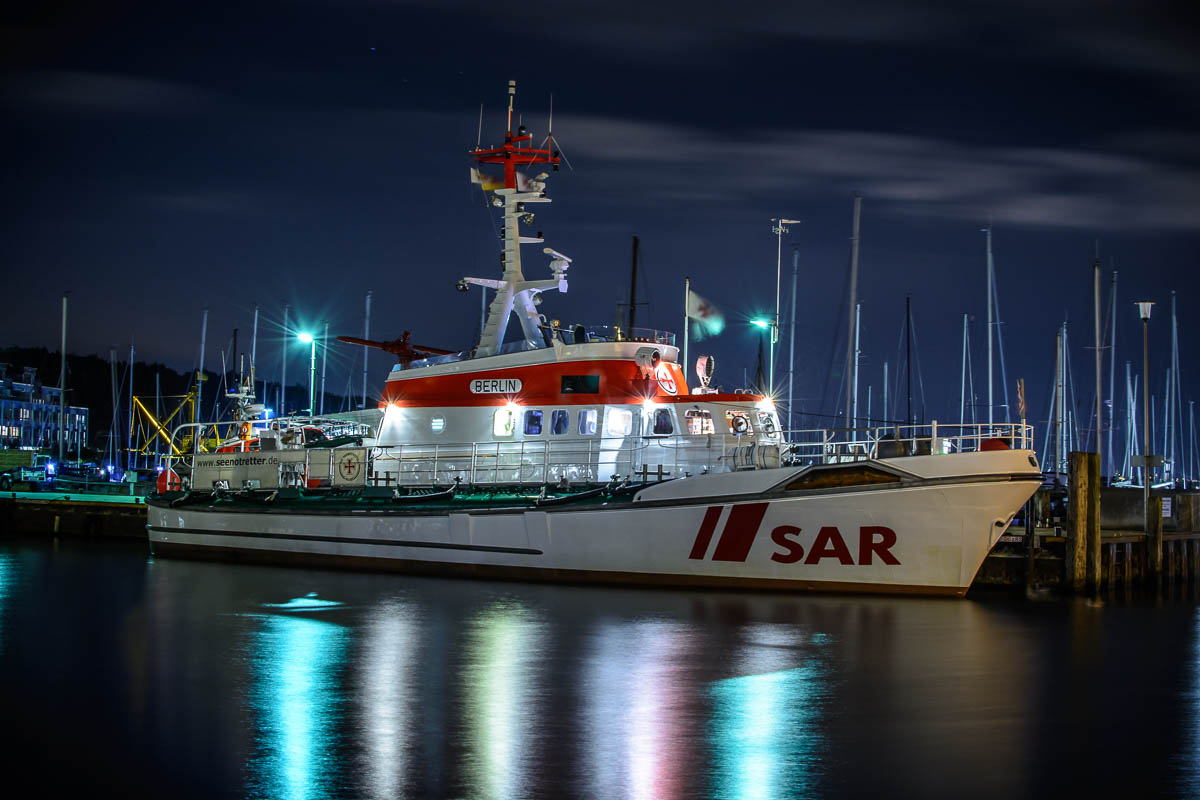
[
  {"x1": 7, "y1": 69, "x2": 217, "y2": 115},
  {"x1": 554, "y1": 115, "x2": 1200, "y2": 231}
]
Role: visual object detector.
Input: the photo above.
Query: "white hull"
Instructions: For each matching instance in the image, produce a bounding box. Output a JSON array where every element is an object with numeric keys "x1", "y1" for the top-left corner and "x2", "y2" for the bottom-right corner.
[{"x1": 148, "y1": 450, "x2": 1040, "y2": 596}]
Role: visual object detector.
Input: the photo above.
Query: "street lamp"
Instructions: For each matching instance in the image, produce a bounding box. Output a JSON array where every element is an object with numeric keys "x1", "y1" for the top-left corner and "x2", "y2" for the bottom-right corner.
[
  {"x1": 1136, "y1": 302, "x2": 1154, "y2": 511},
  {"x1": 770, "y1": 218, "x2": 801, "y2": 393},
  {"x1": 297, "y1": 332, "x2": 316, "y2": 417}
]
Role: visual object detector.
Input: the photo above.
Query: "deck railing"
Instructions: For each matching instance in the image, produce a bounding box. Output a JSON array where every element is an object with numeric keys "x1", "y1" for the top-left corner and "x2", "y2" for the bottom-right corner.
[{"x1": 165, "y1": 419, "x2": 1034, "y2": 491}]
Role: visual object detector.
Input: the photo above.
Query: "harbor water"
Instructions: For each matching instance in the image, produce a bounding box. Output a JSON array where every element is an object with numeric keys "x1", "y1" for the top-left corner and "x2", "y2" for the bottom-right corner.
[{"x1": 2, "y1": 533, "x2": 1199, "y2": 799}]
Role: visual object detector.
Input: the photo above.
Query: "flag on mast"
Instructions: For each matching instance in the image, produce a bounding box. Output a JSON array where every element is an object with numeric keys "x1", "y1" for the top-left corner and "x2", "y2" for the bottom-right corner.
[{"x1": 686, "y1": 289, "x2": 725, "y2": 339}]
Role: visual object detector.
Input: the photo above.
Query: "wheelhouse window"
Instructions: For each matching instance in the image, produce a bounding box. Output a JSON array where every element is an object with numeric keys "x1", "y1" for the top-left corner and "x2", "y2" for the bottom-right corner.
[
  {"x1": 756, "y1": 411, "x2": 778, "y2": 438},
  {"x1": 726, "y1": 410, "x2": 754, "y2": 436},
  {"x1": 493, "y1": 407, "x2": 516, "y2": 437},
  {"x1": 685, "y1": 408, "x2": 715, "y2": 435},
  {"x1": 524, "y1": 409, "x2": 544, "y2": 435},
  {"x1": 606, "y1": 408, "x2": 633, "y2": 437},
  {"x1": 578, "y1": 409, "x2": 597, "y2": 436},
  {"x1": 551, "y1": 409, "x2": 570, "y2": 435},
  {"x1": 651, "y1": 408, "x2": 674, "y2": 435},
  {"x1": 561, "y1": 375, "x2": 600, "y2": 394}
]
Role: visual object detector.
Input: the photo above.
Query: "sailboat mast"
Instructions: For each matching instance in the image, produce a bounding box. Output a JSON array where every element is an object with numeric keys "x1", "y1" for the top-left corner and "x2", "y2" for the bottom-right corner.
[
  {"x1": 1107, "y1": 271, "x2": 1117, "y2": 480},
  {"x1": 280, "y1": 303, "x2": 289, "y2": 415},
  {"x1": 905, "y1": 295, "x2": 912, "y2": 427},
  {"x1": 59, "y1": 292, "x2": 67, "y2": 466},
  {"x1": 960, "y1": 313, "x2": 968, "y2": 424},
  {"x1": 362, "y1": 290, "x2": 372, "y2": 410},
  {"x1": 985, "y1": 226, "x2": 994, "y2": 428},
  {"x1": 196, "y1": 307, "x2": 208, "y2": 437},
  {"x1": 320, "y1": 320, "x2": 329, "y2": 416},
  {"x1": 851, "y1": 303, "x2": 861, "y2": 428},
  {"x1": 844, "y1": 196, "x2": 861, "y2": 429},
  {"x1": 1094, "y1": 256, "x2": 1103, "y2": 471},
  {"x1": 126, "y1": 342, "x2": 134, "y2": 470},
  {"x1": 787, "y1": 248, "x2": 798, "y2": 431}
]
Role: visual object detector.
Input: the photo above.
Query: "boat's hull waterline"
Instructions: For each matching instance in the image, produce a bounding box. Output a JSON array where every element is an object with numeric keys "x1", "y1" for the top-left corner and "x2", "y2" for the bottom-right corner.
[{"x1": 147, "y1": 450, "x2": 1040, "y2": 596}]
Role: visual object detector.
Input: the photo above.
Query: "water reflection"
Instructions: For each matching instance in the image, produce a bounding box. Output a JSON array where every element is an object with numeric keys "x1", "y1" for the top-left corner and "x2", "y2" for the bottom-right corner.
[
  {"x1": 582, "y1": 620, "x2": 697, "y2": 799},
  {"x1": 358, "y1": 603, "x2": 419, "y2": 799},
  {"x1": 0, "y1": 551, "x2": 15, "y2": 645},
  {"x1": 246, "y1": 605, "x2": 350, "y2": 800},
  {"x1": 461, "y1": 601, "x2": 546, "y2": 800},
  {"x1": 709, "y1": 624, "x2": 826, "y2": 800}
]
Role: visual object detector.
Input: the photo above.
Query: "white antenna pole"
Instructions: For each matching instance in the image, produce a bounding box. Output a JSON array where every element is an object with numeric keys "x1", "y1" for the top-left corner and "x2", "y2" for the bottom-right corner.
[
  {"x1": 1055, "y1": 323, "x2": 1065, "y2": 476},
  {"x1": 320, "y1": 320, "x2": 329, "y2": 416},
  {"x1": 844, "y1": 197, "x2": 861, "y2": 430},
  {"x1": 985, "y1": 225, "x2": 994, "y2": 429},
  {"x1": 883, "y1": 362, "x2": 889, "y2": 424},
  {"x1": 476, "y1": 103, "x2": 484, "y2": 149},
  {"x1": 362, "y1": 290, "x2": 372, "y2": 409}
]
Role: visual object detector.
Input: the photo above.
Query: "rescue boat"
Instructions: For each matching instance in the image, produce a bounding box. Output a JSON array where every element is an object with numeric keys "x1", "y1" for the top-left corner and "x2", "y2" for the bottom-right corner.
[{"x1": 147, "y1": 83, "x2": 1041, "y2": 596}]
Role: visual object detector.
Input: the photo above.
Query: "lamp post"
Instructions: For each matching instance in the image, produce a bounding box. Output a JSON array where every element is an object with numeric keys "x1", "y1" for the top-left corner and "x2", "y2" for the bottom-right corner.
[
  {"x1": 770, "y1": 218, "x2": 801, "y2": 394},
  {"x1": 298, "y1": 332, "x2": 316, "y2": 417},
  {"x1": 1137, "y1": 302, "x2": 1154, "y2": 511}
]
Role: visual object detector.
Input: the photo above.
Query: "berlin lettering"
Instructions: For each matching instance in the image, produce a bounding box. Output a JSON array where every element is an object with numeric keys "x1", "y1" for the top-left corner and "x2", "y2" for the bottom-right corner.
[
  {"x1": 469, "y1": 377, "x2": 523, "y2": 394},
  {"x1": 688, "y1": 502, "x2": 900, "y2": 566}
]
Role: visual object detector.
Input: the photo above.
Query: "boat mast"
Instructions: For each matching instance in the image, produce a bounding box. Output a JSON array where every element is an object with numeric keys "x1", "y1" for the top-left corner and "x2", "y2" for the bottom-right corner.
[
  {"x1": 851, "y1": 302, "x2": 861, "y2": 429},
  {"x1": 126, "y1": 342, "x2": 134, "y2": 470},
  {"x1": 280, "y1": 303, "x2": 288, "y2": 415},
  {"x1": 362, "y1": 291, "x2": 371, "y2": 409},
  {"x1": 58, "y1": 292, "x2": 67, "y2": 466},
  {"x1": 628, "y1": 235, "x2": 639, "y2": 332},
  {"x1": 985, "y1": 225, "x2": 993, "y2": 428},
  {"x1": 1106, "y1": 270, "x2": 1117, "y2": 481},
  {"x1": 1093, "y1": 255, "x2": 1103, "y2": 472},
  {"x1": 1055, "y1": 323, "x2": 1066, "y2": 476},
  {"x1": 320, "y1": 320, "x2": 328, "y2": 416},
  {"x1": 844, "y1": 196, "x2": 861, "y2": 430},
  {"x1": 683, "y1": 276, "x2": 690, "y2": 382},
  {"x1": 905, "y1": 295, "x2": 912, "y2": 427},
  {"x1": 883, "y1": 362, "x2": 888, "y2": 425},
  {"x1": 960, "y1": 313, "x2": 968, "y2": 424},
  {"x1": 461, "y1": 81, "x2": 565, "y2": 357},
  {"x1": 109, "y1": 347, "x2": 117, "y2": 470},
  {"x1": 196, "y1": 307, "x2": 208, "y2": 446},
  {"x1": 787, "y1": 248, "x2": 799, "y2": 430}
]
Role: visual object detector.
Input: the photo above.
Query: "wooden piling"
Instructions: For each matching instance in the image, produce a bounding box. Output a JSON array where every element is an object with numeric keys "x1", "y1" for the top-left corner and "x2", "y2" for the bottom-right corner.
[
  {"x1": 1085, "y1": 452, "x2": 1101, "y2": 594},
  {"x1": 1067, "y1": 452, "x2": 1088, "y2": 593},
  {"x1": 1146, "y1": 496, "x2": 1163, "y2": 586}
]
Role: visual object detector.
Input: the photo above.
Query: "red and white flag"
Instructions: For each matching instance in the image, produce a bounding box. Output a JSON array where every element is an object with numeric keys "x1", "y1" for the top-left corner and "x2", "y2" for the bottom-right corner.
[{"x1": 686, "y1": 289, "x2": 725, "y2": 339}]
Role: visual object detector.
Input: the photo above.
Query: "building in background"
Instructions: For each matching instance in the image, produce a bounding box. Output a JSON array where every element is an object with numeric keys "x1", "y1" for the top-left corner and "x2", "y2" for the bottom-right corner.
[{"x1": 0, "y1": 364, "x2": 88, "y2": 452}]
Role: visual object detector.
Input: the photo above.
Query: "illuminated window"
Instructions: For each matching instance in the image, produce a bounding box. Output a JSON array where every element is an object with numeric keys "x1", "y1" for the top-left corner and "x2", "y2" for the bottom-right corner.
[
  {"x1": 726, "y1": 411, "x2": 753, "y2": 436},
  {"x1": 606, "y1": 408, "x2": 633, "y2": 437},
  {"x1": 652, "y1": 408, "x2": 674, "y2": 435},
  {"x1": 685, "y1": 408, "x2": 715, "y2": 435},
  {"x1": 493, "y1": 407, "x2": 516, "y2": 437},
  {"x1": 431, "y1": 416, "x2": 446, "y2": 433},
  {"x1": 524, "y1": 409, "x2": 543, "y2": 435},
  {"x1": 551, "y1": 409, "x2": 569, "y2": 435},
  {"x1": 757, "y1": 411, "x2": 778, "y2": 438},
  {"x1": 578, "y1": 409, "x2": 597, "y2": 436}
]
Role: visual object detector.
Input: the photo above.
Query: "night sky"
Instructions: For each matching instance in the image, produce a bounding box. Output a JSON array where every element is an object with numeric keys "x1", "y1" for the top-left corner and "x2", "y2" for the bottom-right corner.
[{"x1": 3, "y1": 1, "x2": 1199, "y2": 437}]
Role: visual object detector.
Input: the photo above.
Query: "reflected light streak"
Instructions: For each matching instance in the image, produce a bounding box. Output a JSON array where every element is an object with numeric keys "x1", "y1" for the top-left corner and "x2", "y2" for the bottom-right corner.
[
  {"x1": 709, "y1": 625, "x2": 825, "y2": 800},
  {"x1": 583, "y1": 621, "x2": 694, "y2": 799},
  {"x1": 361, "y1": 606, "x2": 418, "y2": 799},
  {"x1": 462, "y1": 602, "x2": 545, "y2": 800},
  {"x1": 248, "y1": 613, "x2": 350, "y2": 800},
  {"x1": 1182, "y1": 609, "x2": 1200, "y2": 796}
]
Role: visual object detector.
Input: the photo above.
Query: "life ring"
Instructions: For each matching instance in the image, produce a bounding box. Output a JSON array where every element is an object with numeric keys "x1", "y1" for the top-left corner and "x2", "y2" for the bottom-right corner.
[{"x1": 240, "y1": 422, "x2": 251, "y2": 439}]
